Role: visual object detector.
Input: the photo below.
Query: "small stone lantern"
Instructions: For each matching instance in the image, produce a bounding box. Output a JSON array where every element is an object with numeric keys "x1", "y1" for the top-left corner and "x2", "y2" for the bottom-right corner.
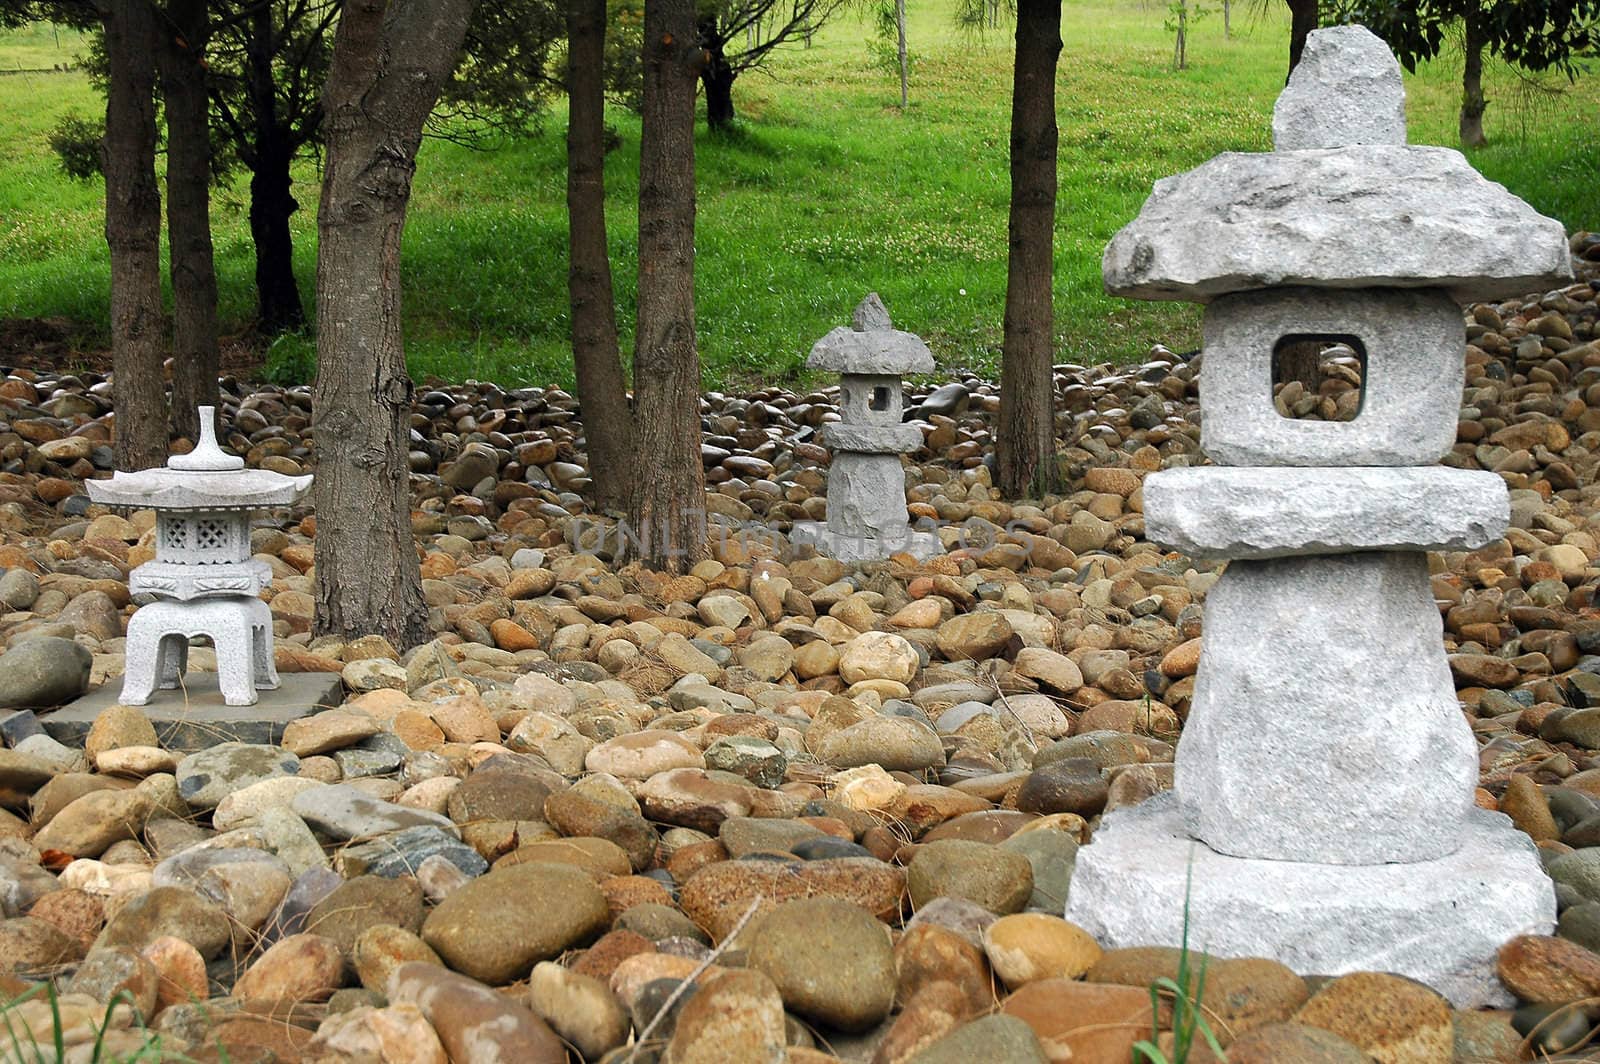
[
  {"x1": 87, "y1": 407, "x2": 313, "y2": 706},
  {"x1": 794, "y1": 294, "x2": 941, "y2": 562},
  {"x1": 1065, "y1": 27, "x2": 1571, "y2": 1006}
]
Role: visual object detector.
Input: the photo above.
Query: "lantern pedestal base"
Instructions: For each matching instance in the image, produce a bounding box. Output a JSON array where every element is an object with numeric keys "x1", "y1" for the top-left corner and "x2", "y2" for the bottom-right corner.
[
  {"x1": 791, "y1": 521, "x2": 942, "y2": 563},
  {"x1": 1064, "y1": 792, "x2": 1553, "y2": 1008},
  {"x1": 44, "y1": 672, "x2": 345, "y2": 752}
]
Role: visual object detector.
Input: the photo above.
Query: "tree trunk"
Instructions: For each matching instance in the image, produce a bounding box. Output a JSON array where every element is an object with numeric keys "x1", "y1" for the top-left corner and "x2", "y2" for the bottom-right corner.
[
  {"x1": 1173, "y1": 0, "x2": 1187, "y2": 69},
  {"x1": 1286, "y1": 0, "x2": 1316, "y2": 77},
  {"x1": 1223, "y1": 0, "x2": 1230, "y2": 38},
  {"x1": 1276, "y1": 339, "x2": 1324, "y2": 390},
  {"x1": 158, "y1": 0, "x2": 220, "y2": 442},
  {"x1": 246, "y1": 4, "x2": 307, "y2": 335},
  {"x1": 996, "y1": 0, "x2": 1061, "y2": 500},
  {"x1": 1460, "y1": 13, "x2": 1488, "y2": 147},
  {"x1": 250, "y1": 146, "x2": 306, "y2": 334},
  {"x1": 102, "y1": 0, "x2": 168, "y2": 471},
  {"x1": 567, "y1": 0, "x2": 633, "y2": 511},
  {"x1": 625, "y1": 0, "x2": 706, "y2": 572},
  {"x1": 311, "y1": 0, "x2": 475, "y2": 648},
  {"x1": 895, "y1": 0, "x2": 908, "y2": 107},
  {"x1": 701, "y1": 48, "x2": 737, "y2": 130}
]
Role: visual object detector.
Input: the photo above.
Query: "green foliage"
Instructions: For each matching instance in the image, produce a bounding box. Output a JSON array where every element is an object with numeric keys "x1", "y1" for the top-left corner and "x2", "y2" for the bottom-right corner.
[
  {"x1": 434, "y1": 0, "x2": 567, "y2": 144},
  {"x1": 867, "y1": 1, "x2": 916, "y2": 77},
  {"x1": 1325, "y1": 0, "x2": 1600, "y2": 79},
  {"x1": 1131, "y1": 863, "x2": 1229, "y2": 1064},
  {"x1": 605, "y1": 0, "x2": 647, "y2": 111},
  {"x1": 0, "y1": 983, "x2": 201, "y2": 1064},
  {"x1": 0, "y1": 1, "x2": 1596, "y2": 389},
  {"x1": 263, "y1": 331, "x2": 317, "y2": 385},
  {"x1": 47, "y1": 110, "x2": 99, "y2": 178}
]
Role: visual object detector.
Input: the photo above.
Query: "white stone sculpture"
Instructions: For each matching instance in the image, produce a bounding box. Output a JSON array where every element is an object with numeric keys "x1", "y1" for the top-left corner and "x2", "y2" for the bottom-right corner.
[
  {"x1": 87, "y1": 407, "x2": 312, "y2": 706},
  {"x1": 1065, "y1": 26, "x2": 1571, "y2": 1007},
  {"x1": 793, "y1": 294, "x2": 941, "y2": 562}
]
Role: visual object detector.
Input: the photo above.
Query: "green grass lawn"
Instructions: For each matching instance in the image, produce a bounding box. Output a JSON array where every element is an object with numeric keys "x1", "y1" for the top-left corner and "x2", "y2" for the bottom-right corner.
[{"x1": 0, "y1": 2, "x2": 1595, "y2": 390}]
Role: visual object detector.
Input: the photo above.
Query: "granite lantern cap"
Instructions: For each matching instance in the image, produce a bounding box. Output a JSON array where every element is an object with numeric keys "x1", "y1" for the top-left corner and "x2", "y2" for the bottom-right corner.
[
  {"x1": 1101, "y1": 26, "x2": 1572, "y2": 305},
  {"x1": 809, "y1": 293, "x2": 930, "y2": 454},
  {"x1": 87, "y1": 408, "x2": 313, "y2": 512},
  {"x1": 807, "y1": 293, "x2": 935, "y2": 377}
]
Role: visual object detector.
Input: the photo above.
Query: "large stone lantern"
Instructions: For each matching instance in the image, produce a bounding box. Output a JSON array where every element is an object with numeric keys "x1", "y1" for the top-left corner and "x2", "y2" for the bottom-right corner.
[
  {"x1": 1064, "y1": 27, "x2": 1571, "y2": 1006},
  {"x1": 87, "y1": 407, "x2": 312, "y2": 707},
  {"x1": 794, "y1": 293, "x2": 941, "y2": 562}
]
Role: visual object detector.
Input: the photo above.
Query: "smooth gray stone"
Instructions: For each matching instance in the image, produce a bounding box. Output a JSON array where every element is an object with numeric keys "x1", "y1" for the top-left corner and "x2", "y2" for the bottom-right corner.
[
  {"x1": 176, "y1": 742, "x2": 302, "y2": 811},
  {"x1": 1273, "y1": 26, "x2": 1406, "y2": 150},
  {"x1": 1176, "y1": 551, "x2": 1478, "y2": 864},
  {"x1": 0, "y1": 637, "x2": 92, "y2": 709},
  {"x1": 1198, "y1": 287, "x2": 1463, "y2": 466},
  {"x1": 1144, "y1": 466, "x2": 1508, "y2": 560},
  {"x1": 820, "y1": 421, "x2": 925, "y2": 454},
  {"x1": 291, "y1": 783, "x2": 459, "y2": 843},
  {"x1": 1066, "y1": 792, "x2": 1553, "y2": 1009},
  {"x1": 1102, "y1": 145, "x2": 1571, "y2": 303},
  {"x1": 934, "y1": 701, "x2": 996, "y2": 734}
]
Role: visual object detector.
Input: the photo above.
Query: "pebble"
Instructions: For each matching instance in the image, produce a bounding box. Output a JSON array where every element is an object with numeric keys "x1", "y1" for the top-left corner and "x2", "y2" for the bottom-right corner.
[
  {"x1": 421, "y1": 861, "x2": 609, "y2": 983},
  {"x1": 526, "y1": 960, "x2": 631, "y2": 1060},
  {"x1": 665, "y1": 968, "x2": 789, "y2": 1064},
  {"x1": 984, "y1": 913, "x2": 1102, "y2": 987},
  {"x1": 908, "y1": 839, "x2": 1034, "y2": 914},
  {"x1": 232, "y1": 933, "x2": 345, "y2": 1010},
  {"x1": 747, "y1": 897, "x2": 896, "y2": 1031},
  {"x1": 1, "y1": 260, "x2": 1597, "y2": 1055},
  {"x1": 0, "y1": 637, "x2": 92, "y2": 708},
  {"x1": 388, "y1": 961, "x2": 567, "y2": 1064}
]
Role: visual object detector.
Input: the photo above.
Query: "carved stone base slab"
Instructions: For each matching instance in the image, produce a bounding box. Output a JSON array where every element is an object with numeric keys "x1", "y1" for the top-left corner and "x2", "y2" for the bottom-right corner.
[
  {"x1": 1065, "y1": 792, "x2": 1554, "y2": 1008},
  {"x1": 44, "y1": 672, "x2": 344, "y2": 752}
]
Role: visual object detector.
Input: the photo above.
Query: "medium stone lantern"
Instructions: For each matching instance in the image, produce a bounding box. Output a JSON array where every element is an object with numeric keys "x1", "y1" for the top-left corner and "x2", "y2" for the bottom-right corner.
[
  {"x1": 87, "y1": 407, "x2": 313, "y2": 707},
  {"x1": 1065, "y1": 27, "x2": 1571, "y2": 1007},
  {"x1": 794, "y1": 293, "x2": 941, "y2": 562}
]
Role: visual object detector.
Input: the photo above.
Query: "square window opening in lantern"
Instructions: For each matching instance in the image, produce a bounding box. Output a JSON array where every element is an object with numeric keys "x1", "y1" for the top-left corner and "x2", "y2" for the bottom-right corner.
[{"x1": 1271, "y1": 334, "x2": 1367, "y2": 423}]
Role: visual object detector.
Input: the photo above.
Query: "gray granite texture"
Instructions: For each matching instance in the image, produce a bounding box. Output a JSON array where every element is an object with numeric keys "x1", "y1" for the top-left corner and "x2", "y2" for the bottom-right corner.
[
  {"x1": 1272, "y1": 27, "x2": 1407, "y2": 150},
  {"x1": 1102, "y1": 145, "x2": 1571, "y2": 303},
  {"x1": 1175, "y1": 551, "x2": 1478, "y2": 864},
  {"x1": 1144, "y1": 466, "x2": 1508, "y2": 560},
  {"x1": 820, "y1": 422, "x2": 925, "y2": 454},
  {"x1": 1198, "y1": 286, "x2": 1464, "y2": 466},
  {"x1": 808, "y1": 294, "x2": 934, "y2": 376},
  {"x1": 1066, "y1": 793, "x2": 1554, "y2": 1009}
]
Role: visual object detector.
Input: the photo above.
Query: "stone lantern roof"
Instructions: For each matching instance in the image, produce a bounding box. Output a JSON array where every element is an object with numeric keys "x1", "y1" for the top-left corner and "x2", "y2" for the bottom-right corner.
[
  {"x1": 87, "y1": 408, "x2": 313, "y2": 512},
  {"x1": 807, "y1": 293, "x2": 934, "y2": 376},
  {"x1": 1102, "y1": 26, "x2": 1573, "y2": 305}
]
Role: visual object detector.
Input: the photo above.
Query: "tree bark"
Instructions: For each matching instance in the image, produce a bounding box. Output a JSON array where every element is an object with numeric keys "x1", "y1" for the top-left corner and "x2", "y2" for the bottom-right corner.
[
  {"x1": 102, "y1": 0, "x2": 168, "y2": 470},
  {"x1": 1286, "y1": 0, "x2": 1316, "y2": 77},
  {"x1": 895, "y1": 0, "x2": 908, "y2": 107},
  {"x1": 246, "y1": 4, "x2": 307, "y2": 334},
  {"x1": 625, "y1": 0, "x2": 706, "y2": 572},
  {"x1": 698, "y1": 18, "x2": 737, "y2": 130},
  {"x1": 1460, "y1": 12, "x2": 1488, "y2": 147},
  {"x1": 567, "y1": 0, "x2": 633, "y2": 510},
  {"x1": 996, "y1": 0, "x2": 1061, "y2": 500},
  {"x1": 312, "y1": 0, "x2": 475, "y2": 648},
  {"x1": 158, "y1": 0, "x2": 220, "y2": 441}
]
